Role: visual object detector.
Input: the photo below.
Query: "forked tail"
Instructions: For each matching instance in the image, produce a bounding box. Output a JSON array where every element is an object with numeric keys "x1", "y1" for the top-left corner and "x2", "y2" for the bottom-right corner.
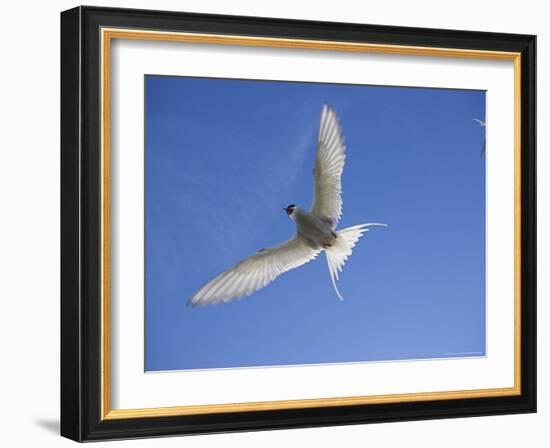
[{"x1": 325, "y1": 223, "x2": 387, "y2": 301}]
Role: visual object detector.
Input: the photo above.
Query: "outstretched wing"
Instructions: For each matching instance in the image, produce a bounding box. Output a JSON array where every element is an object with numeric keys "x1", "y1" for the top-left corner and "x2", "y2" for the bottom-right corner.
[
  {"x1": 310, "y1": 105, "x2": 346, "y2": 228},
  {"x1": 189, "y1": 235, "x2": 321, "y2": 306}
]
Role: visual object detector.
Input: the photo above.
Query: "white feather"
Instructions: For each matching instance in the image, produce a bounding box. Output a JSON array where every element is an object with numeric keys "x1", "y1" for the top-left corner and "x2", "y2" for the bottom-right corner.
[
  {"x1": 189, "y1": 235, "x2": 321, "y2": 306},
  {"x1": 310, "y1": 105, "x2": 346, "y2": 228},
  {"x1": 325, "y1": 223, "x2": 387, "y2": 301}
]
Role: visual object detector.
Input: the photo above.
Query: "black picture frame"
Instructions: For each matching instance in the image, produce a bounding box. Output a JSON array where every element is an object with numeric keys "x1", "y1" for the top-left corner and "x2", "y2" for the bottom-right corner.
[{"x1": 61, "y1": 5, "x2": 536, "y2": 442}]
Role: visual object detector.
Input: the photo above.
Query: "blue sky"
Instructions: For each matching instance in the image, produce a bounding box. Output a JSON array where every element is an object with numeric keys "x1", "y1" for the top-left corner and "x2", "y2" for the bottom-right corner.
[{"x1": 145, "y1": 75, "x2": 486, "y2": 371}]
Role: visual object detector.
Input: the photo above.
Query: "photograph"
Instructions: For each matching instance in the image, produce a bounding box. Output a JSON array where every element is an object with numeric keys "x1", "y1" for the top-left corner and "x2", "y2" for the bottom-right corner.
[
  {"x1": 56, "y1": 4, "x2": 538, "y2": 442},
  {"x1": 144, "y1": 75, "x2": 487, "y2": 372}
]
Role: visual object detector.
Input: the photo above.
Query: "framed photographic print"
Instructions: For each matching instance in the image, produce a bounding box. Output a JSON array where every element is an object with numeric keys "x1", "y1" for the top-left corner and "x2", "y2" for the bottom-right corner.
[{"x1": 60, "y1": 6, "x2": 536, "y2": 442}]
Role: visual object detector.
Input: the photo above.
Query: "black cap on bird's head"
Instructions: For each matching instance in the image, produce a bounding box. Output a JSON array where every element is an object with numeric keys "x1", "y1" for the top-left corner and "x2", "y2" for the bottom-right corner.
[{"x1": 284, "y1": 204, "x2": 296, "y2": 216}]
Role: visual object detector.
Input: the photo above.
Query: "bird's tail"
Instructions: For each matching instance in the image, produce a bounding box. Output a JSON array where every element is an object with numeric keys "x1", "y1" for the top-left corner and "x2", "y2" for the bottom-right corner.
[{"x1": 324, "y1": 223, "x2": 387, "y2": 301}]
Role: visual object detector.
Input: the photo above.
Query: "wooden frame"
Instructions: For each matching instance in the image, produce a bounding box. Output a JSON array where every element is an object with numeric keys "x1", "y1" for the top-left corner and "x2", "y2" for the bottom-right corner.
[{"x1": 61, "y1": 5, "x2": 536, "y2": 442}]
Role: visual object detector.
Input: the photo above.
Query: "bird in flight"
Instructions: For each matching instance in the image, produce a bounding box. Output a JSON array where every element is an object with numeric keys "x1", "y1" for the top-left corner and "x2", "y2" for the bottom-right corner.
[
  {"x1": 473, "y1": 118, "x2": 486, "y2": 157},
  {"x1": 188, "y1": 105, "x2": 386, "y2": 307},
  {"x1": 473, "y1": 118, "x2": 486, "y2": 126}
]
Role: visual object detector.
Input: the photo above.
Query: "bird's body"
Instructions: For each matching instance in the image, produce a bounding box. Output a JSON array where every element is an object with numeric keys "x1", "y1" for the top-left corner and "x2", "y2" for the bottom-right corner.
[
  {"x1": 188, "y1": 105, "x2": 386, "y2": 307},
  {"x1": 291, "y1": 206, "x2": 336, "y2": 249}
]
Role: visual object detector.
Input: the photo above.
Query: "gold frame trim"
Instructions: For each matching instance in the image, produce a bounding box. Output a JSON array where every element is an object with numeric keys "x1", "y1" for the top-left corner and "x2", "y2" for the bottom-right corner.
[{"x1": 100, "y1": 28, "x2": 522, "y2": 420}]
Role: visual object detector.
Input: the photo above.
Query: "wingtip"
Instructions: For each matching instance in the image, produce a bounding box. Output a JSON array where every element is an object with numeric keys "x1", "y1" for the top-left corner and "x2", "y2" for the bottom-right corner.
[
  {"x1": 322, "y1": 103, "x2": 337, "y2": 115},
  {"x1": 187, "y1": 297, "x2": 202, "y2": 308}
]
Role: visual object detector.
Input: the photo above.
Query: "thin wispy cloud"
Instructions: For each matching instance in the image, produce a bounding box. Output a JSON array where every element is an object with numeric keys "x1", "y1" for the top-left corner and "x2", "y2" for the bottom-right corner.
[{"x1": 162, "y1": 104, "x2": 317, "y2": 269}]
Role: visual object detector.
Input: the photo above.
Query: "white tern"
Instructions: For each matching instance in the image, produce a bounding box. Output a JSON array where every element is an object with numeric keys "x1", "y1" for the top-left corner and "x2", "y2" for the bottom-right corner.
[{"x1": 188, "y1": 105, "x2": 386, "y2": 306}]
